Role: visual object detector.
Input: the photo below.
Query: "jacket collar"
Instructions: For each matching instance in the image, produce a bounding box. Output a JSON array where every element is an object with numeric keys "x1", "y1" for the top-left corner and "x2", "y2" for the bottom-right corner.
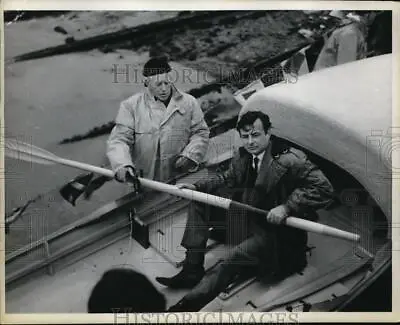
[
  {"x1": 143, "y1": 86, "x2": 186, "y2": 126},
  {"x1": 145, "y1": 85, "x2": 183, "y2": 104},
  {"x1": 256, "y1": 144, "x2": 288, "y2": 194},
  {"x1": 159, "y1": 86, "x2": 186, "y2": 126},
  {"x1": 240, "y1": 139, "x2": 289, "y2": 195}
]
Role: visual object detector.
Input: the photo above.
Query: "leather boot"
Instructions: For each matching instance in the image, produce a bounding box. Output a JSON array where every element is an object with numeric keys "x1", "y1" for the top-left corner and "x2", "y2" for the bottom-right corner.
[
  {"x1": 155, "y1": 266, "x2": 204, "y2": 289},
  {"x1": 156, "y1": 250, "x2": 205, "y2": 288},
  {"x1": 167, "y1": 297, "x2": 204, "y2": 312}
]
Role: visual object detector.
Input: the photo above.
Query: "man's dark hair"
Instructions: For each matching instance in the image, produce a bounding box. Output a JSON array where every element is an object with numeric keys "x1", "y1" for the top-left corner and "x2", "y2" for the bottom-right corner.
[
  {"x1": 87, "y1": 268, "x2": 166, "y2": 313},
  {"x1": 236, "y1": 111, "x2": 272, "y2": 134}
]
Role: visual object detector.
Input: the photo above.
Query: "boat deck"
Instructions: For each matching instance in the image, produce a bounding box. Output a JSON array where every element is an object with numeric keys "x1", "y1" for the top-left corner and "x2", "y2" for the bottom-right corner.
[
  {"x1": 6, "y1": 189, "x2": 383, "y2": 312},
  {"x1": 5, "y1": 129, "x2": 389, "y2": 312}
]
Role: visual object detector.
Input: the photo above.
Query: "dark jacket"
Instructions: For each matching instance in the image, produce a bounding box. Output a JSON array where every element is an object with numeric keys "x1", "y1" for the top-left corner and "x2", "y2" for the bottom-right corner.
[{"x1": 195, "y1": 138, "x2": 334, "y2": 276}]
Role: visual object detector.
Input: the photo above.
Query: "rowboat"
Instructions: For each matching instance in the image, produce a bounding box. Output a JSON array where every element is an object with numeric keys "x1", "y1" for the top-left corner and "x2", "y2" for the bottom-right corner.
[{"x1": 5, "y1": 53, "x2": 392, "y2": 313}]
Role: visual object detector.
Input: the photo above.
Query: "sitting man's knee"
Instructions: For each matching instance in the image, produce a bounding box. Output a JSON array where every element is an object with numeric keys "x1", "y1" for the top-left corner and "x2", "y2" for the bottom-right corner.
[{"x1": 223, "y1": 245, "x2": 260, "y2": 267}]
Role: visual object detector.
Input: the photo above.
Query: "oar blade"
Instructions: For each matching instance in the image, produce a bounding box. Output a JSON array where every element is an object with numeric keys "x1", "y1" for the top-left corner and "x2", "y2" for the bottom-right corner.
[
  {"x1": 5, "y1": 149, "x2": 54, "y2": 165},
  {"x1": 4, "y1": 138, "x2": 56, "y2": 165}
]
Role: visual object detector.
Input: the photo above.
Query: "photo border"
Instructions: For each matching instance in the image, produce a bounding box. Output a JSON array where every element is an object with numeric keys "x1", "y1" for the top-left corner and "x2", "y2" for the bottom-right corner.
[{"x1": 1, "y1": 0, "x2": 399, "y2": 323}]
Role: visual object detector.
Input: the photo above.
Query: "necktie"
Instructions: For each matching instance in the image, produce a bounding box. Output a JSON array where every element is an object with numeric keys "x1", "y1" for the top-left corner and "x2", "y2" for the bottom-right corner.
[
  {"x1": 245, "y1": 156, "x2": 259, "y2": 205},
  {"x1": 253, "y1": 157, "x2": 259, "y2": 173},
  {"x1": 247, "y1": 156, "x2": 258, "y2": 188}
]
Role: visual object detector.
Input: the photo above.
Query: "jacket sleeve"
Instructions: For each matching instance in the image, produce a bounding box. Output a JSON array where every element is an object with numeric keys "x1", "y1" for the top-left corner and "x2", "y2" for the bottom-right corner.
[
  {"x1": 180, "y1": 96, "x2": 210, "y2": 164},
  {"x1": 284, "y1": 150, "x2": 334, "y2": 213},
  {"x1": 195, "y1": 154, "x2": 238, "y2": 194},
  {"x1": 106, "y1": 100, "x2": 135, "y2": 173}
]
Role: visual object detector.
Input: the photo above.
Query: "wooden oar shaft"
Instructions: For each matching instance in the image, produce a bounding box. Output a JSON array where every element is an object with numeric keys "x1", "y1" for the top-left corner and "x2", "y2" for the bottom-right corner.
[
  {"x1": 57, "y1": 157, "x2": 114, "y2": 177},
  {"x1": 57, "y1": 158, "x2": 359, "y2": 242},
  {"x1": 139, "y1": 178, "x2": 232, "y2": 210},
  {"x1": 54, "y1": 157, "x2": 233, "y2": 209},
  {"x1": 285, "y1": 216, "x2": 360, "y2": 242},
  {"x1": 6, "y1": 142, "x2": 360, "y2": 242},
  {"x1": 230, "y1": 201, "x2": 360, "y2": 242}
]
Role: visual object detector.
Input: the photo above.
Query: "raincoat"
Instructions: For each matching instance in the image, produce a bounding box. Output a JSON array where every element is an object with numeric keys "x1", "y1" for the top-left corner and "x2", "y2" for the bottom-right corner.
[
  {"x1": 314, "y1": 21, "x2": 367, "y2": 71},
  {"x1": 107, "y1": 87, "x2": 210, "y2": 182}
]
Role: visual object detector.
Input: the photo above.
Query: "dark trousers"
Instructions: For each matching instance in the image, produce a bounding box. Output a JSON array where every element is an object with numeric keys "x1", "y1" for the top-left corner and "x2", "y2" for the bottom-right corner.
[{"x1": 179, "y1": 200, "x2": 275, "y2": 308}]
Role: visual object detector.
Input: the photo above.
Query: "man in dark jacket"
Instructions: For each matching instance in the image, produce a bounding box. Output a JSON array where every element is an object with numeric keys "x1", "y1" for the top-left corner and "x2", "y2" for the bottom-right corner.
[{"x1": 156, "y1": 111, "x2": 334, "y2": 311}]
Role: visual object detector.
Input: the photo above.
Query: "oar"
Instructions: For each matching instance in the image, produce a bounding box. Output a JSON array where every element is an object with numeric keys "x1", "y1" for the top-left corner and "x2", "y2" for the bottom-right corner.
[{"x1": 4, "y1": 139, "x2": 360, "y2": 242}]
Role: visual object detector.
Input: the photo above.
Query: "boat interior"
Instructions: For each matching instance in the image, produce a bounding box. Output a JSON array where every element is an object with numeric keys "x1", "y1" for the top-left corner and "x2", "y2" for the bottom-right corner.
[{"x1": 5, "y1": 132, "x2": 391, "y2": 313}]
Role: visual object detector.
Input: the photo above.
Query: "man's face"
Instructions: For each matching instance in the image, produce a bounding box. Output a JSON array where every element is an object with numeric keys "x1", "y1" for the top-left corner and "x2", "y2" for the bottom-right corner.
[
  {"x1": 147, "y1": 72, "x2": 172, "y2": 102},
  {"x1": 239, "y1": 118, "x2": 271, "y2": 155}
]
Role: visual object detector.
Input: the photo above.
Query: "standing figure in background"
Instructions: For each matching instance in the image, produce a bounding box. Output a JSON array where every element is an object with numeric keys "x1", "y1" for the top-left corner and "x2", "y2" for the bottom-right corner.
[
  {"x1": 313, "y1": 10, "x2": 367, "y2": 71},
  {"x1": 107, "y1": 56, "x2": 210, "y2": 189}
]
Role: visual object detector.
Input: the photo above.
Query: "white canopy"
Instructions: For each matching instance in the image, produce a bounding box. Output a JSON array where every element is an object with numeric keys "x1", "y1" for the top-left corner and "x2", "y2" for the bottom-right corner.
[{"x1": 241, "y1": 54, "x2": 393, "y2": 225}]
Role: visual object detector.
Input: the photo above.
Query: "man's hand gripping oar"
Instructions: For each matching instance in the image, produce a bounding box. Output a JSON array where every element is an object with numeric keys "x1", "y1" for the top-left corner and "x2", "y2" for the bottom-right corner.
[{"x1": 4, "y1": 138, "x2": 360, "y2": 242}]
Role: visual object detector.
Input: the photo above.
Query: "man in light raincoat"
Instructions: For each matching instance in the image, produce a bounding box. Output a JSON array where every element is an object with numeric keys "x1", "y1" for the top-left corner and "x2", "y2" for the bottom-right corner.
[
  {"x1": 313, "y1": 10, "x2": 367, "y2": 71},
  {"x1": 107, "y1": 56, "x2": 210, "y2": 187}
]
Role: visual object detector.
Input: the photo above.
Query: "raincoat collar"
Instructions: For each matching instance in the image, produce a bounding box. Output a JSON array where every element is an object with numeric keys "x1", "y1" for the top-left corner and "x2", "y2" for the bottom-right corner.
[
  {"x1": 143, "y1": 86, "x2": 186, "y2": 126},
  {"x1": 145, "y1": 85, "x2": 183, "y2": 104}
]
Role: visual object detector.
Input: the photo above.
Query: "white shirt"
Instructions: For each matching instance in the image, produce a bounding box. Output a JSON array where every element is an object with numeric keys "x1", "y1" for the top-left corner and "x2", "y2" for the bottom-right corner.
[{"x1": 252, "y1": 151, "x2": 265, "y2": 172}]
